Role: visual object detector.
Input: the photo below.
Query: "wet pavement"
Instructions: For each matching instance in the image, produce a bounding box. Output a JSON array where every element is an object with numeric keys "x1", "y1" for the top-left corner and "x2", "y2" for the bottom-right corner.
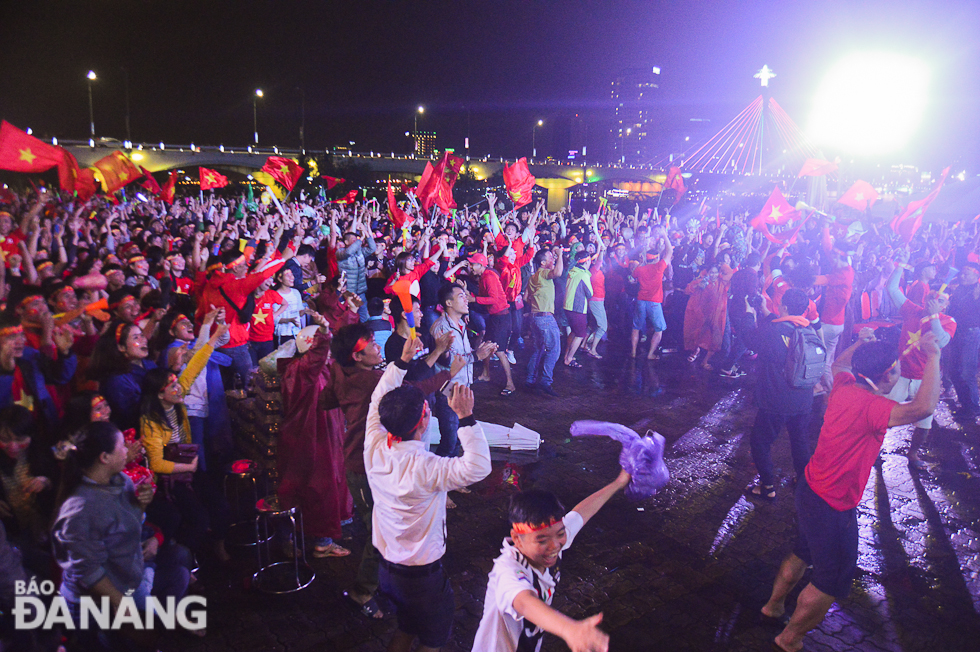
[{"x1": 159, "y1": 340, "x2": 980, "y2": 651}]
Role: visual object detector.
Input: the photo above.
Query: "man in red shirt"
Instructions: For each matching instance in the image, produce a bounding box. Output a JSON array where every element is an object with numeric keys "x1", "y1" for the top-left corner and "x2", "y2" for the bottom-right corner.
[
  {"x1": 884, "y1": 253, "x2": 956, "y2": 467},
  {"x1": 629, "y1": 236, "x2": 673, "y2": 359},
  {"x1": 761, "y1": 330, "x2": 941, "y2": 652},
  {"x1": 469, "y1": 253, "x2": 515, "y2": 395}
]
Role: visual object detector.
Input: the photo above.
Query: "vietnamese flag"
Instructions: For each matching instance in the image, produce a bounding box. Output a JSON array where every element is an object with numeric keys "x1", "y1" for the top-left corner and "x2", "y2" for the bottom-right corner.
[
  {"x1": 74, "y1": 168, "x2": 98, "y2": 202},
  {"x1": 416, "y1": 152, "x2": 464, "y2": 214},
  {"x1": 261, "y1": 156, "x2": 304, "y2": 191},
  {"x1": 890, "y1": 167, "x2": 950, "y2": 243},
  {"x1": 333, "y1": 189, "x2": 359, "y2": 205},
  {"x1": 503, "y1": 158, "x2": 536, "y2": 208},
  {"x1": 0, "y1": 121, "x2": 78, "y2": 192},
  {"x1": 322, "y1": 175, "x2": 346, "y2": 189},
  {"x1": 798, "y1": 158, "x2": 838, "y2": 177},
  {"x1": 199, "y1": 167, "x2": 229, "y2": 190},
  {"x1": 387, "y1": 179, "x2": 412, "y2": 229},
  {"x1": 837, "y1": 180, "x2": 878, "y2": 212},
  {"x1": 139, "y1": 167, "x2": 161, "y2": 196},
  {"x1": 664, "y1": 166, "x2": 686, "y2": 204},
  {"x1": 750, "y1": 186, "x2": 799, "y2": 232},
  {"x1": 91, "y1": 151, "x2": 141, "y2": 195},
  {"x1": 159, "y1": 170, "x2": 179, "y2": 205}
]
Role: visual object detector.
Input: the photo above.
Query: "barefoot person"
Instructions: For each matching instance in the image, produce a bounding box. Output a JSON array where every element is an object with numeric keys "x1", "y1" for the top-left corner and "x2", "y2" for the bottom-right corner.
[{"x1": 761, "y1": 330, "x2": 941, "y2": 651}]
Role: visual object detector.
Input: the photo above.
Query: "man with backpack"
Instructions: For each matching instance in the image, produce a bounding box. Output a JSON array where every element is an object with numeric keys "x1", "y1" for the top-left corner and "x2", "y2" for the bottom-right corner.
[{"x1": 745, "y1": 288, "x2": 824, "y2": 500}]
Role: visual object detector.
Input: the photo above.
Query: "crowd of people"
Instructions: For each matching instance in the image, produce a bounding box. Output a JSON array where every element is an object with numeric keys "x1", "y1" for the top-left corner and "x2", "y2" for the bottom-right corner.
[{"x1": 0, "y1": 175, "x2": 974, "y2": 651}]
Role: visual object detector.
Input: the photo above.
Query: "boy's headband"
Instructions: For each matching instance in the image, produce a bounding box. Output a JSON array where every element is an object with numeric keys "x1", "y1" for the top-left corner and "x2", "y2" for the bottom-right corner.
[{"x1": 511, "y1": 516, "x2": 561, "y2": 535}]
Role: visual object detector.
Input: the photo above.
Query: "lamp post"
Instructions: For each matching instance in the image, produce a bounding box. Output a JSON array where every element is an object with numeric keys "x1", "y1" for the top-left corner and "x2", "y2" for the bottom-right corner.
[
  {"x1": 414, "y1": 105, "x2": 424, "y2": 156},
  {"x1": 296, "y1": 87, "x2": 305, "y2": 152},
  {"x1": 86, "y1": 70, "x2": 97, "y2": 145},
  {"x1": 253, "y1": 89, "x2": 263, "y2": 145},
  {"x1": 532, "y1": 119, "x2": 543, "y2": 159}
]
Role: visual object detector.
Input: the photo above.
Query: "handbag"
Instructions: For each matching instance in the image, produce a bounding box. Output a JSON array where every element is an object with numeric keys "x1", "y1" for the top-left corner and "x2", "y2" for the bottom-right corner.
[{"x1": 158, "y1": 443, "x2": 198, "y2": 496}]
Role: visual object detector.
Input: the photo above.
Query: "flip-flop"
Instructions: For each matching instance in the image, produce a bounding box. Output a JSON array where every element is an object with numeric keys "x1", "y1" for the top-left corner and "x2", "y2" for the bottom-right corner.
[
  {"x1": 500, "y1": 388, "x2": 515, "y2": 396},
  {"x1": 565, "y1": 360, "x2": 583, "y2": 369},
  {"x1": 344, "y1": 592, "x2": 384, "y2": 620},
  {"x1": 747, "y1": 483, "x2": 776, "y2": 500},
  {"x1": 312, "y1": 542, "x2": 351, "y2": 558}
]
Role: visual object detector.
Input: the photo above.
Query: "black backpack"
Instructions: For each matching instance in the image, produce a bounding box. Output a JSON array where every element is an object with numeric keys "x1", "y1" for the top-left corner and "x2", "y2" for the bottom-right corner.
[
  {"x1": 218, "y1": 286, "x2": 256, "y2": 324},
  {"x1": 785, "y1": 324, "x2": 827, "y2": 388}
]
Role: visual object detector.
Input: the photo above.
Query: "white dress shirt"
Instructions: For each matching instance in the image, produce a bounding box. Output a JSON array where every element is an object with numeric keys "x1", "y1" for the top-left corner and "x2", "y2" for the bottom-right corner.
[{"x1": 364, "y1": 361, "x2": 491, "y2": 565}]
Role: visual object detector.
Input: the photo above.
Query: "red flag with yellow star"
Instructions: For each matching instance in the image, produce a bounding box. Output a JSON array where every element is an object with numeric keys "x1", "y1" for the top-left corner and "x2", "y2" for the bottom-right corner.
[
  {"x1": 322, "y1": 175, "x2": 346, "y2": 189},
  {"x1": 58, "y1": 150, "x2": 81, "y2": 194},
  {"x1": 139, "y1": 167, "x2": 161, "y2": 196},
  {"x1": 333, "y1": 189, "x2": 359, "y2": 205},
  {"x1": 750, "y1": 186, "x2": 799, "y2": 232},
  {"x1": 388, "y1": 179, "x2": 412, "y2": 230},
  {"x1": 890, "y1": 167, "x2": 950, "y2": 243},
  {"x1": 416, "y1": 152, "x2": 464, "y2": 214},
  {"x1": 503, "y1": 158, "x2": 536, "y2": 208},
  {"x1": 836, "y1": 180, "x2": 878, "y2": 212},
  {"x1": 798, "y1": 158, "x2": 838, "y2": 177},
  {"x1": 91, "y1": 152, "x2": 141, "y2": 195},
  {"x1": 199, "y1": 167, "x2": 229, "y2": 190},
  {"x1": 261, "y1": 156, "x2": 303, "y2": 191},
  {"x1": 159, "y1": 170, "x2": 179, "y2": 205},
  {"x1": 74, "y1": 168, "x2": 98, "y2": 202},
  {"x1": 0, "y1": 121, "x2": 76, "y2": 190}
]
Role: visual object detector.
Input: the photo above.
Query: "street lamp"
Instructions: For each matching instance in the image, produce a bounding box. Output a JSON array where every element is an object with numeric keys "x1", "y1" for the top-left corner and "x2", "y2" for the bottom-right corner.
[
  {"x1": 414, "y1": 106, "x2": 424, "y2": 155},
  {"x1": 532, "y1": 119, "x2": 543, "y2": 159},
  {"x1": 86, "y1": 70, "x2": 97, "y2": 145},
  {"x1": 253, "y1": 89, "x2": 264, "y2": 145}
]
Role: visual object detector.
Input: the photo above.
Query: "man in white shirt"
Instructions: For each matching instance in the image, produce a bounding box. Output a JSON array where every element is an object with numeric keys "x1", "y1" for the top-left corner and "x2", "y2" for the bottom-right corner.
[
  {"x1": 472, "y1": 469, "x2": 630, "y2": 652},
  {"x1": 365, "y1": 336, "x2": 492, "y2": 652}
]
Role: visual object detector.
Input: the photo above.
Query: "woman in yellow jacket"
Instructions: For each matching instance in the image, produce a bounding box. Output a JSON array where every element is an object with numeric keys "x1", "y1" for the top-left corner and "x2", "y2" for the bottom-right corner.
[{"x1": 141, "y1": 323, "x2": 231, "y2": 562}]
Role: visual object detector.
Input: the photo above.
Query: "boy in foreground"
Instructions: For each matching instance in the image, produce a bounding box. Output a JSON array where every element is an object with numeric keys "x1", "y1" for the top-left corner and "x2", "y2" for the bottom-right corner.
[{"x1": 472, "y1": 469, "x2": 631, "y2": 652}]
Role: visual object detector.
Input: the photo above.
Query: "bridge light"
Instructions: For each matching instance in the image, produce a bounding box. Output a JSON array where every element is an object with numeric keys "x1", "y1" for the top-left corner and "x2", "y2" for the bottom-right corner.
[
  {"x1": 220, "y1": 145, "x2": 225, "y2": 152},
  {"x1": 131, "y1": 152, "x2": 143, "y2": 161}
]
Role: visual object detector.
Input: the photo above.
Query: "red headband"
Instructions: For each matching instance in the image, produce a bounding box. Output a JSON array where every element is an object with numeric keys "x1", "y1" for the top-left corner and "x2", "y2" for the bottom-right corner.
[
  {"x1": 128, "y1": 255, "x2": 146, "y2": 265},
  {"x1": 352, "y1": 336, "x2": 373, "y2": 356},
  {"x1": 386, "y1": 402, "x2": 429, "y2": 448},
  {"x1": 511, "y1": 517, "x2": 561, "y2": 535},
  {"x1": 225, "y1": 254, "x2": 247, "y2": 270},
  {"x1": 0, "y1": 325, "x2": 24, "y2": 338},
  {"x1": 115, "y1": 323, "x2": 128, "y2": 345},
  {"x1": 109, "y1": 295, "x2": 137, "y2": 310}
]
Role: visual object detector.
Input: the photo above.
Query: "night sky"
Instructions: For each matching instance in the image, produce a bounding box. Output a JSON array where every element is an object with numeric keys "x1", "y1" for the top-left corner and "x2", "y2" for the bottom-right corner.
[{"x1": 2, "y1": 0, "x2": 978, "y2": 169}]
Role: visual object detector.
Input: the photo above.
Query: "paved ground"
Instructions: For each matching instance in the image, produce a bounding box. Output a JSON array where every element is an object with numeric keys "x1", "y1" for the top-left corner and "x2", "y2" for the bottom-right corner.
[{"x1": 158, "y1": 340, "x2": 980, "y2": 651}]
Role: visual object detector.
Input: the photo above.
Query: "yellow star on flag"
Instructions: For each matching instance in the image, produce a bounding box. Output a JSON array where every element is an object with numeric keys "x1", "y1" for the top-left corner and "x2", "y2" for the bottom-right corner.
[
  {"x1": 769, "y1": 205, "x2": 783, "y2": 220},
  {"x1": 854, "y1": 192, "x2": 864, "y2": 201},
  {"x1": 119, "y1": 170, "x2": 129, "y2": 181},
  {"x1": 253, "y1": 310, "x2": 268, "y2": 325},
  {"x1": 278, "y1": 164, "x2": 291, "y2": 176},
  {"x1": 19, "y1": 148, "x2": 37, "y2": 164},
  {"x1": 206, "y1": 173, "x2": 217, "y2": 184}
]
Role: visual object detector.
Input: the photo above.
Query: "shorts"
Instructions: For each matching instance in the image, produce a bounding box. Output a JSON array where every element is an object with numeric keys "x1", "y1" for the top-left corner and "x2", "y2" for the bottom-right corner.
[
  {"x1": 633, "y1": 300, "x2": 666, "y2": 332},
  {"x1": 486, "y1": 313, "x2": 512, "y2": 348},
  {"x1": 793, "y1": 476, "x2": 858, "y2": 600},
  {"x1": 886, "y1": 376, "x2": 933, "y2": 429},
  {"x1": 379, "y1": 559, "x2": 454, "y2": 647},
  {"x1": 565, "y1": 310, "x2": 588, "y2": 338}
]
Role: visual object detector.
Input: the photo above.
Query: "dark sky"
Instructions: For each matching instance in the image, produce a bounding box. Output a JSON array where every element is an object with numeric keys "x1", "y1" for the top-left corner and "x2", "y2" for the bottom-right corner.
[{"x1": 2, "y1": 0, "x2": 978, "y2": 169}]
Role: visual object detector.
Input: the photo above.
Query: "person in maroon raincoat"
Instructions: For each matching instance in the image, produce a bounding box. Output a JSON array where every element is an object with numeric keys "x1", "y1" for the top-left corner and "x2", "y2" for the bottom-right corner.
[{"x1": 277, "y1": 312, "x2": 353, "y2": 558}]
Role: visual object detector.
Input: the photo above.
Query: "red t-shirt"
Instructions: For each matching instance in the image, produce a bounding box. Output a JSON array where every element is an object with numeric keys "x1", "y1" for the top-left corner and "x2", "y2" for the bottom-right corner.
[
  {"x1": 906, "y1": 280, "x2": 929, "y2": 306},
  {"x1": 634, "y1": 260, "x2": 668, "y2": 303},
  {"x1": 898, "y1": 300, "x2": 956, "y2": 380},
  {"x1": 768, "y1": 279, "x2": 820, "y2": 322},
  {"x1": 805, "y1": 372, "x2": 896, "y2": 511},
  {"x1": 0, "y1": 228, "x2": 25, "y2": 267},
  {"x1": 590, "y1": 265, "x2": 605, "y2": 301},
  {"x1": 819, "y1": 266, "x2": 854, "y2": 326},
  {"x1": 250, "y1": 289, "x2": 283, "y2": 343}
]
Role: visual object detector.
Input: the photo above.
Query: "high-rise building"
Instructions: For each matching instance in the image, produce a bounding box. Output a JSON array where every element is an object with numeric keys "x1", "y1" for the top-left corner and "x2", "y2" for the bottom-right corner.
[
  {"x1": 611, "y1": 66, "x2": 660, "y2": 164},
  {"x1": 415, "y1": 131, "x2": 436, "y2": 158}
]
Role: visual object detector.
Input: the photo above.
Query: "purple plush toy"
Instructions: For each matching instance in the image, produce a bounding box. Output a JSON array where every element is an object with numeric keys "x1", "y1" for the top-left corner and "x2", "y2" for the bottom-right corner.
[{"x1": 570, "y1": 420, "x2": 670, "y2": 500}]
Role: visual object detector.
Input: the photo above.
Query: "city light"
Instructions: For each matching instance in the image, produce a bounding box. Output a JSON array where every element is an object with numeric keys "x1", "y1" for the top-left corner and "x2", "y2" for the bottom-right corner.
[
  {"x1": 86, "y1": 70, "x2": 97, "y2": 81},
  {"x1": 808, "y1": 52, "x2": 929, "y2": 156},
  {"x1": 255, "y1": 89, "x2": 263, "y2": 97}
]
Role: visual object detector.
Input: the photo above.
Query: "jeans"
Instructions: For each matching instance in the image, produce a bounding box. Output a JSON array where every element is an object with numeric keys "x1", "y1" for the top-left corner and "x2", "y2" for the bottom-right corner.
[
  {"x1": 422, "y1": 306, "x2": 440, "y2": 336},
  {"x1": 249, "y1": 339, "x2": 275, "y2": 367},
  {"x1": 749, "y1": 409, "x2": 811, "y2": 488},
  {"x1": 952, "y1": 326, "x2": 980, "y2": 415},
  {"x1": 526, "y1": 313, "x2": 561, "y2": 387},
  {"x1": 219, "y1": 344, "x2": 253, "y2": 390},
  {"x1": 431, "y1": 391, "x2": 460, "y2": 457},
  {"x1": 346, "y1": 471, "x2": 380, "y2": 596}
]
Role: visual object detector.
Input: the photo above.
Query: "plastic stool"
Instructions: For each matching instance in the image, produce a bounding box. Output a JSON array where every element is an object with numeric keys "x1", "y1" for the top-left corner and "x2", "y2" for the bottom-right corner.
[{"x1": 252, "y1": 495, "x2": 315, "y2": 594}]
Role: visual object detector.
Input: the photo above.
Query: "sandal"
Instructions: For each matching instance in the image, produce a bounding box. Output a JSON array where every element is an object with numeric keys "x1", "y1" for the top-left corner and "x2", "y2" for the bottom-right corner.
[
  {"x1": 747, "y1": 483, "x2": 776, "y2": 500},
  {"x1": 687, "y1": 348, "x2": 701, "y2": 363},
  {"x1": 344, "y1": 592, "x2": 384, "y2": 620},
  {"x1": 500, "y1": 387, "x2": 515, "y2": 396},
  {"x1": 312, "y1": 542, "x2": 351, "y2": 558},
  {"x1": 565, "y1": 360, "x2": 583, "y2": 369}
]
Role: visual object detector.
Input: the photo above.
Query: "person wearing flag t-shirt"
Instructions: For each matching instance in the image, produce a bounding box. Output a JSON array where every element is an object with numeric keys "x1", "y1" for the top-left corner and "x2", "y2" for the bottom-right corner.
[{"x1": 761, "y1": 329, "x2": 941, "y2": 652}]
